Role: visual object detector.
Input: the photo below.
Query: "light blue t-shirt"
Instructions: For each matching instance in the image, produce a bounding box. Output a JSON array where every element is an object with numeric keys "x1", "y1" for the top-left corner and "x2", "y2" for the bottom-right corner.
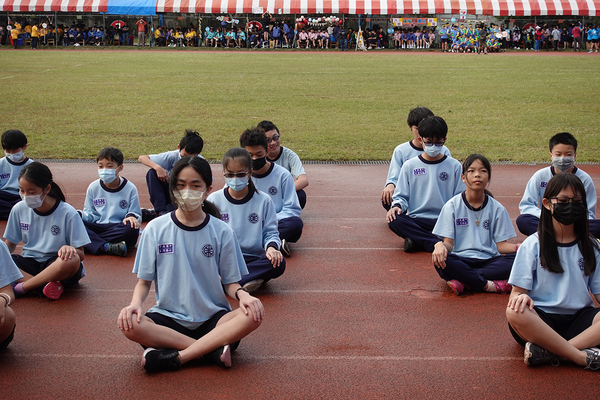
[
  {"x1": 208, "y1": 187, "x2": 280, "y2": 258},
  {"x1": 509, "y1": 233, "x2": 600, "y2": 314},
  {"x1": 148, "y1": 150, "x2": 203, "y2": 174},
  {"x1": 0, "y1": 156, "x2": 33, "y2": 195},
  {"x1": 268, "y1": 146, "x2": 306, "y2": 181},
  {"x1": 385, "y1": 141, "x2": 451, "y2": 188},
  {"x1": 4, "y1": 200, "x2": 91, "y2": 262},
  {"x1": 518, "y1": 166, "x2": 596, "y2": 219},
  {"x1": 392, "y1": 155, "x2": 465, "y2": 220},
  {"x1": 133, "y1": 212, "x2": 248, "y2": 328},
  {"x1": 82, "y1": 177, "x2": 141, "y2": 224},
  {"x1": 433, "y1": 192, "x2": 516, "y2": 259},
  {"x1": 251, "y1": 163, "x2": 301, "y2": 221},
  {"x1": 0, "y1": 241, "x2": 22, "y2": 287}
]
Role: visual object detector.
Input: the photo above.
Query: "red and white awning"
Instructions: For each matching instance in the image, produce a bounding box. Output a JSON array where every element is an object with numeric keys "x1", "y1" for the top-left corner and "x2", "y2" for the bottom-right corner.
[
  {"x1": 156, "y1": 0, "x2": 600, "y2": 15},
  {"x1": 0, "y1": 0, "x2": 108, "y2": 12},
  {"x1": 0, "y1": 0, "x2": 598, "y2": 15}
]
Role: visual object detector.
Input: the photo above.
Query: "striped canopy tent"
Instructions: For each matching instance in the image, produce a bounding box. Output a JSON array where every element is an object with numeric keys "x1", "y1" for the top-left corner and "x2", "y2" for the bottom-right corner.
[{"x1": 1, "y1": 0, "x2": 599, "y2": 15}]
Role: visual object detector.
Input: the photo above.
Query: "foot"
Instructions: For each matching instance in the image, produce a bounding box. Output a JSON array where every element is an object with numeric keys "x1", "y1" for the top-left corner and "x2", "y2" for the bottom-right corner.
[
  {"x1": 107, "y1": 241, "x2": 127, "y2": 257},
  {"x1": 446, "y1": 280, "x2": 464, "y2": 295},
  {"x1": 524, "y1": 342, "x2": 559, "y2": 366},
  {"x1": 403, "y1": 237, "x2": 418, "y2": 253},
  {"x1": 141, "y1": 208, "x2": 156, "y2": 222},
  {"x1": 491, "y1": 280, "x2": 511, "y2": 294},
  {"x1": 43, "y1": 281, "x2": 64, "y2": 300},
  {"x1": 280, "y1": 239, "x2": 291, "y2": 257},
  {"x1": 584, "y1": 348, "x2": 600, "y2": 370},
  {"x1": 208, "y1": 344, "x2": 232, "y2": 368},
  {"x1": 142, "y1": 348, "x2": 181, "y2": 372},
  {"x1": 243, "y1": 279, "x2": 264, "y2": 294}
]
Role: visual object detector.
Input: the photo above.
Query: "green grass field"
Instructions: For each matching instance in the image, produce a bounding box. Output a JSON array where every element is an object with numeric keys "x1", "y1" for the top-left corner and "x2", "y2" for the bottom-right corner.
[{"x1": 1, "y1": 49, "x2": 599, "y2": 162}]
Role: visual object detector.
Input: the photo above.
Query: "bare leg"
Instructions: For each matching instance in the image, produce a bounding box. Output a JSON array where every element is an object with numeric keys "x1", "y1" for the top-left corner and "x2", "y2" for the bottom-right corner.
[{"x1": 20, "y1": 256, "x2": 81, "y2": 292}]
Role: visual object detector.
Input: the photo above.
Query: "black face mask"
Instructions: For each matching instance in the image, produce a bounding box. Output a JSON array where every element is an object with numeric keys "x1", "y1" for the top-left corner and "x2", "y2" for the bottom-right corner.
[
  {"x1": 552, "y1": 202, "x2": 586, "y2": 226},
  {"x1": 252, "y1": 157, "x2": 267, "y2": 171}
]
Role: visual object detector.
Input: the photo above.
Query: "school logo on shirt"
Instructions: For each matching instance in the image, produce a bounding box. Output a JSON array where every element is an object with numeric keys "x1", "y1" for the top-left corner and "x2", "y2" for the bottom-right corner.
[
  {"x1": 119, "y1": 200, "x2": 128, "y2": 209},
  {"x1": 541, "y1": 181, "x2": 548, "y2": 188},
  {"x1": 413, "y1": 168, "x2": 426, "y2": 176},
  {"x1": 20, "y1": 222, "x2": 29, "y2": 231},
  {"x1": 0, "y1": 172, "x2": 10, "y2": 180},
  {"x1": 439, "y1": 172, "x2": 449, "y2": 181},
  {"x1": 579, "y1": 257, "x2": 585, "y2": 271},
  {"x1": 93, "y1": 198, "x2": 106, "y2": 207},
  {"x1": 483, "y1": 219, "x2": 490, "y2": 230},
  {"x1": 220, "y1": 213, "x2": 230, "y2": 223},
  {"x1": 268, "y1": 186, "x2": 278, "y2": 196},
  {"x1": 158, "y1": 243, "x2": 174, "y2": 254},
  {"x1": 50, "y1": 225, "x2": 61, "y2": 236},
  {"x1": 202, "y1": 244, "x2": 215, "y2": 257},
  {"x1": 248, "y1": 213, "x2": 259, "y2": 224},
  {"x1": 456, "y1": 218, "x2": 469, "y2": 226}
]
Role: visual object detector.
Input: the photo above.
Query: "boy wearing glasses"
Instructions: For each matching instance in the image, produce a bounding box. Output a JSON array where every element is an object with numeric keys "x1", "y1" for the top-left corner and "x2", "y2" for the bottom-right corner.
[
  {"x1": 257, "y1": 120, "x2": 309, "y2": 210},
  {"x1": 381, "y1": 107, "x2": 451, "y2": 211},
  {"x1": 516, "y1": 132, "x2": 599, "y2": 236},
  {"x1": 386, "y1": 116, "x2": 465, "y2": 253}
]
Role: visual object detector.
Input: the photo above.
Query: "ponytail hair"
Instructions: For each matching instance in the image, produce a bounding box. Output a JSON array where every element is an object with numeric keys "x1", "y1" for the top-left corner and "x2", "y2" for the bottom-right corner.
[
  {"x1": 19, "y1": 162, "x2": 65, "y2": 202},
  {"x1": 462, "y1": 154, "x2": 494, "y2": 198},
  {"x1": 169, "y1": 156, "x2": 220, "y2": 219},
  {"x1": 222, "y1": 147, "x2": 258, "y2": 194}
]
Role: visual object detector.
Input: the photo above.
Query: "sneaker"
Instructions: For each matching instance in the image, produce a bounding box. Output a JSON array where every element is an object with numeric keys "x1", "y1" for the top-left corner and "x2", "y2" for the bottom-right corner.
[
  {"x1": 491, "y1": 280, "x2": 511, "y2": 294},
  {"x1": 208, "y1": 344, "x2": 232, "y2": 368},
  {"x1": 43, "y1": 281, "x2": 64, "y2": 300},
  {"x1": 141, "y1": 208, "x2": 156, "y2": 222},
  {"x1": 280, "y1": 239, "x2": 291, "y2": 257},
  {"x1": 142, "y1": 348, "x2": 181, "y2": 372},
  {"x1": 403, "y1": 237, "x2": 418, "y2": 253},
  {"x1": 588, "y1": 50, "x2": 593, "y2": 53},
  {"x1": 243, "y1": 279, "x2": 264, "y2": 293},
  {"x1": 524, "y1": 342, "x2": 559, "y2": 366},
  {"x1": 447, "y1": 280, "x2": 464, "y2": 295},
  {"x1": 107, "y1": 241, "x2": 127, "y2": 257},
  {"x1": 584, "y1": 348, "x2": 600, "y2": 370}
]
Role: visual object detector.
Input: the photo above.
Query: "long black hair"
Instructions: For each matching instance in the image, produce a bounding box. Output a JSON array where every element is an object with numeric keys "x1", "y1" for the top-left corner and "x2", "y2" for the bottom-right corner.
[
  {"x1": 168, "y1": 156, "x2": 220, "y2": 218},
  {"x1": 462, "y1": 154, "x2": 493, "y2": 198},
  {"x1": 222, "y1": 147, "x2": 258, "y2": 194},
  {"x1": 539, "y1": 173, "x2": 598, "y2": 275},
  {"x1": 19, "y1": 162, "x2": 65, "y2": 202}
]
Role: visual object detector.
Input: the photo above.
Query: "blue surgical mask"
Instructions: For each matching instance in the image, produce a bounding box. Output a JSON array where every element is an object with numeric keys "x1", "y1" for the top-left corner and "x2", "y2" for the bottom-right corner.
[
  {"x1": 5, "y1": 150, "x2": 23, "y2": 162},
  {"x1": 98, "y1": 168, "x2": 118, "y2": 184},
  {"x1": 226, "y1": 176, "x2": 248, "y2": 192},
  {"x1": 423, "y1": 144, "x2": 444, "y2": 158}
]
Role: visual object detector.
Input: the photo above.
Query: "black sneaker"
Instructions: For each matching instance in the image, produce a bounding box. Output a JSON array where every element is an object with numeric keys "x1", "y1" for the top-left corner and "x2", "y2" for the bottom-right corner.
[
  {"x1": 584, "y1": 347, "x2": 600, "y2": 370},
  {"x1": 280, "y1": 239, "x2": 291, "y2": 257},
  {"x1": 107, "y1": 241, "x2": 127, "y2": 257},
  {"x1": 524, "y1": 342, "x2": 559, "y2": 366},
  {"x1": 207, "y1": 344, "x2": 232, "y2": 368},
  {"x1": 142, "y1": 348, "x2": 181, "y2": 372},
  {"x1": 141, "y1": 208, "x2": 156, "y2": 222},
  {"x1": 403, "y1": 237, "x2": 418, "y2": 253}
]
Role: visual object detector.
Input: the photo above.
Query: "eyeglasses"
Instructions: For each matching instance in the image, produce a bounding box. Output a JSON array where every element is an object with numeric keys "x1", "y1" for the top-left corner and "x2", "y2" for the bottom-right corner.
[
  {"x1": 223, "y1": 171, "x2": 249, "y2": 178},
  {"x1": 422, "y1": 140, "x2": 445, "y2": 147},
  {"x1": 266, "y1": 134, "x2": 280, "y2": 143},
  {"x1": 550, "y1": 196, "x2": 583, "y2": 204}
]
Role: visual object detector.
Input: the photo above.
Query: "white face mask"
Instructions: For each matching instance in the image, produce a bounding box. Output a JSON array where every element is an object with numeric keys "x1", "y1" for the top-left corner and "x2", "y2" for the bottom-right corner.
[
  {"x1": 552, "y1": 156, "x2": 575, "y2": 173},
  {"x1": 20, "y1": 192, "x2": 45, "y2": 209},
  {"x1": 174, "y1": 189, "x2": 204, "y2": 212},
  {"x1": 5, "y1": 150, "x2": 23, "y2": 162},
  {"x1": 98, "y1": 168, "x2": 118, "y2": 184},
  {"x1": 423, "y1": 143, "x2": 444, "y2": 158}
]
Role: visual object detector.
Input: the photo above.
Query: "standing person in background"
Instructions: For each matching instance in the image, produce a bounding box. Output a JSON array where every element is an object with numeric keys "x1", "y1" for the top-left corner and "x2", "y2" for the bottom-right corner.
[
  {"x1": 338, "y1": 24, "x2": 348, "y2": 51},
  {"x1": 121, "y1": 22, "x2": 129, "y2": 45},
  {"x1": 572, "y1": 22, "x2": 582, "y2": 51},
  {"x1": 136, "y1": 18, "x2": 146, "y2": 46},
  {"x1": 262, "y1": 11, "x2": 272, "y2": 43},
  {"x1": 552, "y1": 26, "x2": 561, "y2": 51}
]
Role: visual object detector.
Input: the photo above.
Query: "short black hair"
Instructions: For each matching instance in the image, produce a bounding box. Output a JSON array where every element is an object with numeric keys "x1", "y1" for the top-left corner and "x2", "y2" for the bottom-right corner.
[
  {"x1": 417, "y1": 116, "x2": 448, "y2": 140},
  {"x1": 1, "y1": 129, "x2": 28, "y2": 151},
  {"x1": 406, "y1": 107, "x2": 434, "y2": 128},
  {"x1": 179, "y1": 130, "x2": 204, "y2": 154},
  {"x1": 96, "y1": 147, "x2": 124, "y2": 165},
  {"x1": 549, "y1": 132, "x2": 577, "y2": 152},
  {"x1": 239, "y1": 128, "x2": 268, "y2": 150},
  {"x1": 257, "y1": 120, "x2": 279, "y2": 134}
]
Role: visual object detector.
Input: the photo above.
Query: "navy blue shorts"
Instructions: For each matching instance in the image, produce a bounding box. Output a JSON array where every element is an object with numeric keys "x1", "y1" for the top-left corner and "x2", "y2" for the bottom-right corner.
[
  {"x1": 145, "y1": 310, "x2": 240, "y2": 351},
  {"x1": 12, "y1": 254, "x2": 85, "y2": 287},
  {"x1": 509, "y1": 306, "x2": 600, "y2": 346}
]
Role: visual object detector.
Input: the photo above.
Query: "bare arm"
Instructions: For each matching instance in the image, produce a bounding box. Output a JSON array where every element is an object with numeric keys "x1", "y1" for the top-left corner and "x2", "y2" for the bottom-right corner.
[
  {"x1": 224, "y1": 283, "x2": 265, "y2": 322},
  {"x1": 138, "y1": 155, "x2": 168, "y2": 182},
  {"x1": 4, "y1": 240, "x2": 16, "y2": 254},
  {"x1": 432, "y1": 238, "x2": 454, "y2": 269},
  {"x1": 118, "y1": 279, "x2": 152, "y2": 330},
  {"x1": 294, "y1": 174, "x2": 309, "y2": 191},
  {"x1": 496, "y1": 240, "x2": 520, "y2": 255}
]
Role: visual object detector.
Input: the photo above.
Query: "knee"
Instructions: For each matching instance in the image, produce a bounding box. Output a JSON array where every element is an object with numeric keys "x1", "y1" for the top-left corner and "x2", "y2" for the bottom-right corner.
[{"x1": 506, "y1": 307, "x2": 529, "y2": 327}]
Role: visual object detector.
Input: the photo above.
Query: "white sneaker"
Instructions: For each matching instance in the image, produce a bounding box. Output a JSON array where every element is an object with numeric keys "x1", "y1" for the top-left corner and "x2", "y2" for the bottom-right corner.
[{"x1": 243, "y1": 279, "x2": 264, "y2": 293}]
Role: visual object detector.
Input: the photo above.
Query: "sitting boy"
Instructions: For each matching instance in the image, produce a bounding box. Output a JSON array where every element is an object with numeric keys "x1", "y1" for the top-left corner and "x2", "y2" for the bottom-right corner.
[
  {"x1": 258, "y1": 120, "x2": 309, "y2": 209},
  {"x1": 386, "y1": 116, "x2": 465, "y2": 252},
  {"x1": 0, "y1": 130, "x2": 33, "y2": 220},
  {"x1": 516, "y1": 132, "x2": 599, "y2": 236},
  {"x1": 381, "y1": 107, "x2": 451, "y2": 211},
  {"x1": 240, "y1": 128, "x2": 303, "y2": 257},
  {"x1": 81, "y1": 147, "x2": 141, "y2": 257},
  {"x1": 138, "y1": 130, "x2": 203, "y2": 221}
]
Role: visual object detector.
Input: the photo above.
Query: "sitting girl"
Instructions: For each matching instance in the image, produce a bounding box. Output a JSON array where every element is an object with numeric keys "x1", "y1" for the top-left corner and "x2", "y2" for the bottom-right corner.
[
  {"x1": 5, "y1": 162, "x2": 90, "y2": 300},
  {"x1": 432, "y1": 154, "x2": 517, "y2": 295},
  {"x1": 118, "y1": 156, "x2": 264, "y2": 372},
  {"x1": 506, "y1": 173, "x2": 600, "y2": 369},
  {"x1": 0, "y1": 241, "x2": 22, "y2": 351},
  {"x1": 208, "y1": 148, "x2": 285, "y2": 293}
]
